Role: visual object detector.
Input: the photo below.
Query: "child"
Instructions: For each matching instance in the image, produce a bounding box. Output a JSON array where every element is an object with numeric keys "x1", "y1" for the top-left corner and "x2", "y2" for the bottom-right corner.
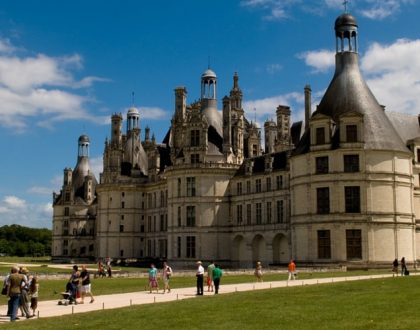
[{"x1": 29, "y1": 276, "x2": 39, "y2": 317}]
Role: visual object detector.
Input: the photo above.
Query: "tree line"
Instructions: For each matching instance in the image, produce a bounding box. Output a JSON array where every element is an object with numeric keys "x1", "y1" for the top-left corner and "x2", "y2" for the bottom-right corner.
[{"x1": 0, "y1": 225, "x2": 51, "y2": 257}]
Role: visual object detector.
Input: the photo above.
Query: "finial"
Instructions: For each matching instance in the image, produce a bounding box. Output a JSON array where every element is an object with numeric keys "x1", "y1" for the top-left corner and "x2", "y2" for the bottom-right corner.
[
  {"x1": 343, "y1": 0, "x2": 349, "y2": 12},
  {"x1": 254, "y1": 107, "x2": 257, "y2": 124},
  {"x1": 208, "y1": 56, "x2": 211, "y2": 69},
  {"x1": 131, "y1": 91, "x2": 135, "y2": 106}
]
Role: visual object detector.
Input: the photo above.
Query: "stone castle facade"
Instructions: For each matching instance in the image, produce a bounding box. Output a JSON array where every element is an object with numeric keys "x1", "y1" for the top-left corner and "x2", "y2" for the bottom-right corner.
[{"x1": 52, "y1": 12, "x2": 420, "y2": 267}]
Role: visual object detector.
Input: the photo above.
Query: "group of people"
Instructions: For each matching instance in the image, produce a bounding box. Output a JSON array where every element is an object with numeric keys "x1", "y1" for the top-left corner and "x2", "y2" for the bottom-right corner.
[
  {"x1": 148, "y1": 261, "x2": 173, "y2": 294},
  {"x1": 196, "y1": 261, "x2": 223, "y2": 295},
  {"x1": 392, "y1": 257, "x2": 409, "y2": 277},
  {"x1": 67, "y1": 264, "x2": 95, "y2": 304},
  {"x1": 97, "y1": 257, "x2": 112, "y2": 278},
  {"x1": 3, "y1": 266, "x2": 38, "y2": 322},
  {"x1": 254, "y1": 259, "x2": 297, "y2": 282}
]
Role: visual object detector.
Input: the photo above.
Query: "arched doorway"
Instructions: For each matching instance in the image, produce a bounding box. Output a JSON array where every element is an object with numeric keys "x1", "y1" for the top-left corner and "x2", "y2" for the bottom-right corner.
[
  {"x1": 232, "y1": 235, "x2": 246, "y2": 267},
  {"x1": 252, "y1": 234, "x2": 266, "y2": 263},
  {"x1": 272, "y1": 233, "x2": 289, "y2": 264}
]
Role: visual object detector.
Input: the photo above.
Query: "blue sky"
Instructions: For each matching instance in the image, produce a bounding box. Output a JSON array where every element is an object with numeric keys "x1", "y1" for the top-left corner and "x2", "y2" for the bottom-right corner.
[{"x1": 0, "y1": 0, "x2": 419, "y2": 228}]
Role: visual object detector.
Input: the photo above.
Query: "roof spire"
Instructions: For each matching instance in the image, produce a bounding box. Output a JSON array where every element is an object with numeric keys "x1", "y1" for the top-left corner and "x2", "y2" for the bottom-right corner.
[{"x1": 343, "y1": 0, "x2": 349, "y2": 13}]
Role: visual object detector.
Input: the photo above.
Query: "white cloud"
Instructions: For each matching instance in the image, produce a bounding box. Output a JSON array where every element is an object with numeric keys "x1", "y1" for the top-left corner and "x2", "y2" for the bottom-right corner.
[
  {"x1": 0, "y1": 39, "x2": 107, "y2": 131},
  {"x1": 139, "y1": 106, "x2": 168, "y2": 120},
  {"x1": 360, "y1": 0, "x2": 415, "y2": 20},
  {"x1": 361, "y1": 38, "x2": 420, "y2": 115},
  {"x1": 89, "y1": 156, "x2": 103, "y2": 180},
  {"x1": 0, "y1": 195, "x2": 52, "y2": 228},
  {"x1": 266, "y1": 63, "x2": 283, "y2": 74},
  {"x1": 243, "y1": 92, "x2": 304, "y2": 121},
  {"x1": 241, "y1": 0, "x2": 415, "y2": 20},
  {"x1": 297, "y1": 50, "x2": 335, "y2": 73},
  {"x1": 27, "y1": 186, "x2": 53, "y2": 195}
]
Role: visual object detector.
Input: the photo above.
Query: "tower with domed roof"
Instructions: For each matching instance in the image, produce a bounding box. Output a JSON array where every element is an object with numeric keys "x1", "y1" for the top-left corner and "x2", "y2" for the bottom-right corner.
[{"x1": 290, "y1": 9, "x2": 416, "y2": 265}]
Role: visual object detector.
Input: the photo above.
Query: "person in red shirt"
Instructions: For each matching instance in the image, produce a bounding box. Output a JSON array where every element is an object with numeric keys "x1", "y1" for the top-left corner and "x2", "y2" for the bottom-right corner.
[{"x1": 288, "y1": 260, "x2": 296, "y2": 280}]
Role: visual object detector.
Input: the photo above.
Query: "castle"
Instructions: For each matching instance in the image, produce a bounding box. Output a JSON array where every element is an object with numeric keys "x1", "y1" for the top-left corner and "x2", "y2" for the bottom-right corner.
[{"x1": 52, "y1": 12, "x2": 420, "y2": 267}]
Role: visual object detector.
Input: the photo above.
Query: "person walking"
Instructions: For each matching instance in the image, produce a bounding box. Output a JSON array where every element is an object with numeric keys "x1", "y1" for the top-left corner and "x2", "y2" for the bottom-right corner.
[
  {"x1": 254, "y1": 261, "x2": 263, "y2": 282},
  {"x1": 207, "y1": 261, "x2": 215, "y2": 292},
  {"x1": 392, "y1": 258, "x2": 399, "y2": 277},
  {"x1": 18, "y1": 267, "x2": 31, "y2": 318},
  {"x1": 196, "y1": 261, "x2": 204, "y2": 295},
  {"x1": 401, "y1": 257, "x2": 408, "y2": 276},
  {"x1": 80, "y1": 265, "x2": 95, "y2": 303},
  {"x1": 106, "y1": 257, "x2": 112, "y2": 278},
  {"x1": 212, "y1": 264, "x2": 223, "y2": 294},
  {"x1": 29, "y1": 276, "x2": 39, "y2": 316},
  {"x1": 161, "y1": 261, "x2": 173, "y2": 294},
  {"x1": 7, "y1": 266, "x2": 26, "y2": 322},
  {"x1": 288, "y1": 259, "x2": 297, "y2": 280},
  {"x1": 148, "y1": 264, "x2": 159, "y2": 293},
  {"x1": 69, "y1": 265, "x2": 80, "y2": 304}
]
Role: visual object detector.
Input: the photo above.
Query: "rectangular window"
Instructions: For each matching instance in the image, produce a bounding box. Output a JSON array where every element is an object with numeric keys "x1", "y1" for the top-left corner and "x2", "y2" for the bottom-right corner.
[
  {"x1": 186, "y1": 236, "x2": 196, "y2": 258},
  {"x1": 277, "y1": 200, "x2": 284, "y2": 223},
  {"x1": 191, "y1": 130, "x2": 200, "y2": 146},
  {"x1": 237, "y1": 182, "x2": 242, "y2": 195},
  {"x1": 318, "y1": 230, "x2": 331, "y2": 259},
  {"x1": 246, "y1": 180, "x2": 251, "y2": 194},
  {"x1": 344, "y1": 155, "x2": 360, "y2": 172},
  {"x1": 237, "y1": 205, "x2": 243, "y2": 224},
  {"x1": 266, "y1": 177, "x2": 271, "y2": 191},
  {"x1": 317, "y1": 187, "x2": 330, "y2": 214},
  {"x1": 177, "y1": 236, "x2": 181, "y2": 258},
  {"x1": 191, "y1": 154, "x2": 199, "y2": 164},
  {"x1": 315, "y1": 156, "x2": 329, "y2": 174},
  {"x1": 64, "y1": 207, "x2": 69, "y2": 216},
  {"x1": 120, "y1": 250, "x2": 124, "y2": 257},
  {"x1": 148, "y1": 216, "x2": 151, "y2": 232},
  {"x1": 187, "y1": 177, "x2": 196, "y2": 197},
  {"x1": 160, "y1": 214, "x2": 165, "y2": 231},
  {"x1": 121, "y1": 201, "x2": 125, "y2": 209},
  {"x1": 177, "y1": 206, "x2": 182, "y2": 227},
  {"x1": 255, "y1": 179, "x2": 261, "y2": 193},
  {"x1": 346, "y1": 125, "x2": 358, "y2": 142},
  {"x1": 316, "y1": 127, "x2": 325, "y2": 145},
  {"x1": 276, "y1": 175, "x2": 283, "y2": 189},
  {"x1": 266, "y1": 201, "x2": 272, "y2": 224},
  {"x1": 246, "y1": 204, "x2": 252, "y2": 225},
  {"x1": 186, "y1": 206, "x2": 196, "y2": 227},
  {"x1": 119, "y1": 225, "x2": 124, "y2": 232},
  {"x1": 346, "y1": 229, "x2": 362, "y2": 259},
  {"x1": 256, "y1": 203, "x2": 262, "y2": 225},
  {"x1": 345, "y1": 186, "x2": 361, "y2": 213},
  {"x1": 417, "y1": 148, "x2": 420, "y2": 163},
  {"x1": 177, "y1": 178, "x2": 182, "y2": 197},
  {"x1": 252, "y1": 144, "x2": 258, "y2": 156},
  {"x1": 63, "y1": 240, "x2": 68, "y2": 247}
]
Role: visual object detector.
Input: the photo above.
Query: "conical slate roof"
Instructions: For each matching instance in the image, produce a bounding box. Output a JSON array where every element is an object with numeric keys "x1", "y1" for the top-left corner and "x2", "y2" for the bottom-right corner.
[{"x1": 316, "y1": 52, "x2": 408, "y2": 152}]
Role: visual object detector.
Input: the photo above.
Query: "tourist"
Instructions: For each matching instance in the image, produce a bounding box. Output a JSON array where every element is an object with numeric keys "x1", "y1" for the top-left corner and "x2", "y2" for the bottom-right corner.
[
  {"x1": 288, "y1": 259, "x2": 296, "y2": 280},
  {"x1": 196, "y1": 261, "x2": 204, "y2": 295},
  {"x1": 212, "y1": 264, "x2": 223, "y2": 294},
  {"x1": 18, "y1": 267, "x2": 31, "y2": 318},
  {"x1": 97, "y1": 260, "x2": 106, "y2": 278},
  {"x1": 392, "y1": 258, "x2": 398, "y2": 277},
  {"x1": 80, "y1": 265, "x2": 95, "y2": 303},
  {"x1": 207, "y1": 261, "x2": 215, "y2": 292},
  {"x1": 7, "y1": 266, "x2": 26, "y2": 322},
  {"x1": 106, "y1": 257, "x2": 112, "y2": 278},
  {"x1": 69, "y1": 265, "x2": 81, "y2": 303},
  {"x1": 161, "y1": 261, "x2": 173, "y2": 293},
  {"x1": 29, "y1": 276, "x2": 39, "y2": 316},
  {"x1": 254, "y1": 261, "x2": 263, "y2": 282},
  {"x1": 401, "y1": 257, "x2": 407, "y2": 276},
  {"x1": 148, "y1": 264, "x2": 159, "y2": 293}
]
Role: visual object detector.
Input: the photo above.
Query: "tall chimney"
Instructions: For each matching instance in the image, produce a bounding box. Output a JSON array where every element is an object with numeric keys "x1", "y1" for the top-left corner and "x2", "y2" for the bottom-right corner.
[{"x1": 304, "y1": 84, "x2": 312, "y2": 130}]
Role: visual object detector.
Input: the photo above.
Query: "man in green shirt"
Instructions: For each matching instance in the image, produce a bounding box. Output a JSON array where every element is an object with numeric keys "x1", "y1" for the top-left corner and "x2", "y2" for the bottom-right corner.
[{"x1": 212, "y1": 264, "x2": 223, "y2": 294}]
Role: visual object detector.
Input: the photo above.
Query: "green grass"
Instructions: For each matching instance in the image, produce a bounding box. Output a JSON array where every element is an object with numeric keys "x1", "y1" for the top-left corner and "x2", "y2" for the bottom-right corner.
[{"x1": 1, "y1": 275, "x2": 419, "y2": 329}]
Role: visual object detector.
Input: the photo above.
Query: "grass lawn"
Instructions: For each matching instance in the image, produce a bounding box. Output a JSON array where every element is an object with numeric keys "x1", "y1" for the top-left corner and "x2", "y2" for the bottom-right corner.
[{"x1": 0, "y1": 275, "x2": 418, "y2": 329}]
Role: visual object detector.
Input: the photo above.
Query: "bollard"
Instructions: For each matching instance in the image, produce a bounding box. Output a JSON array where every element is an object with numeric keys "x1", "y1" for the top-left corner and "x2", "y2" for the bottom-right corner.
[
  {"x1": 270, "y1": 283, "x2": 272, "y2": 289},
  {"x1": 235, "y1": 287, "x2": 237, "y2": 292},
  {"x1": 130, "y1": 299, "x2": 132, "y2": 306},
  {"x1": 102, "y1": 302, "x2": 105, "y2": 310},
  {"x1": 154, "y1": 296, "x2": 156, "y2": 303},
  {"x1": 37, "y1": 310, "x2": 40, "y2": 319},
  {"x1": 177, "y1": 294, "x2": 179, "y2": 300},
  {"x1": 317, "y1": 279, "x2": 319, "y2": 284},
  {"x1": 72, "y1": 306, "x2": 74, "y2": 314}
]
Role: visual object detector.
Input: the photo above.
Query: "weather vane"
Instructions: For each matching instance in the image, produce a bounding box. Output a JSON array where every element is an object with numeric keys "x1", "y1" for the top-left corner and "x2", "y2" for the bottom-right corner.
[{"x1": 343, "y1": 0, "x2": 349, "y2": 12}]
